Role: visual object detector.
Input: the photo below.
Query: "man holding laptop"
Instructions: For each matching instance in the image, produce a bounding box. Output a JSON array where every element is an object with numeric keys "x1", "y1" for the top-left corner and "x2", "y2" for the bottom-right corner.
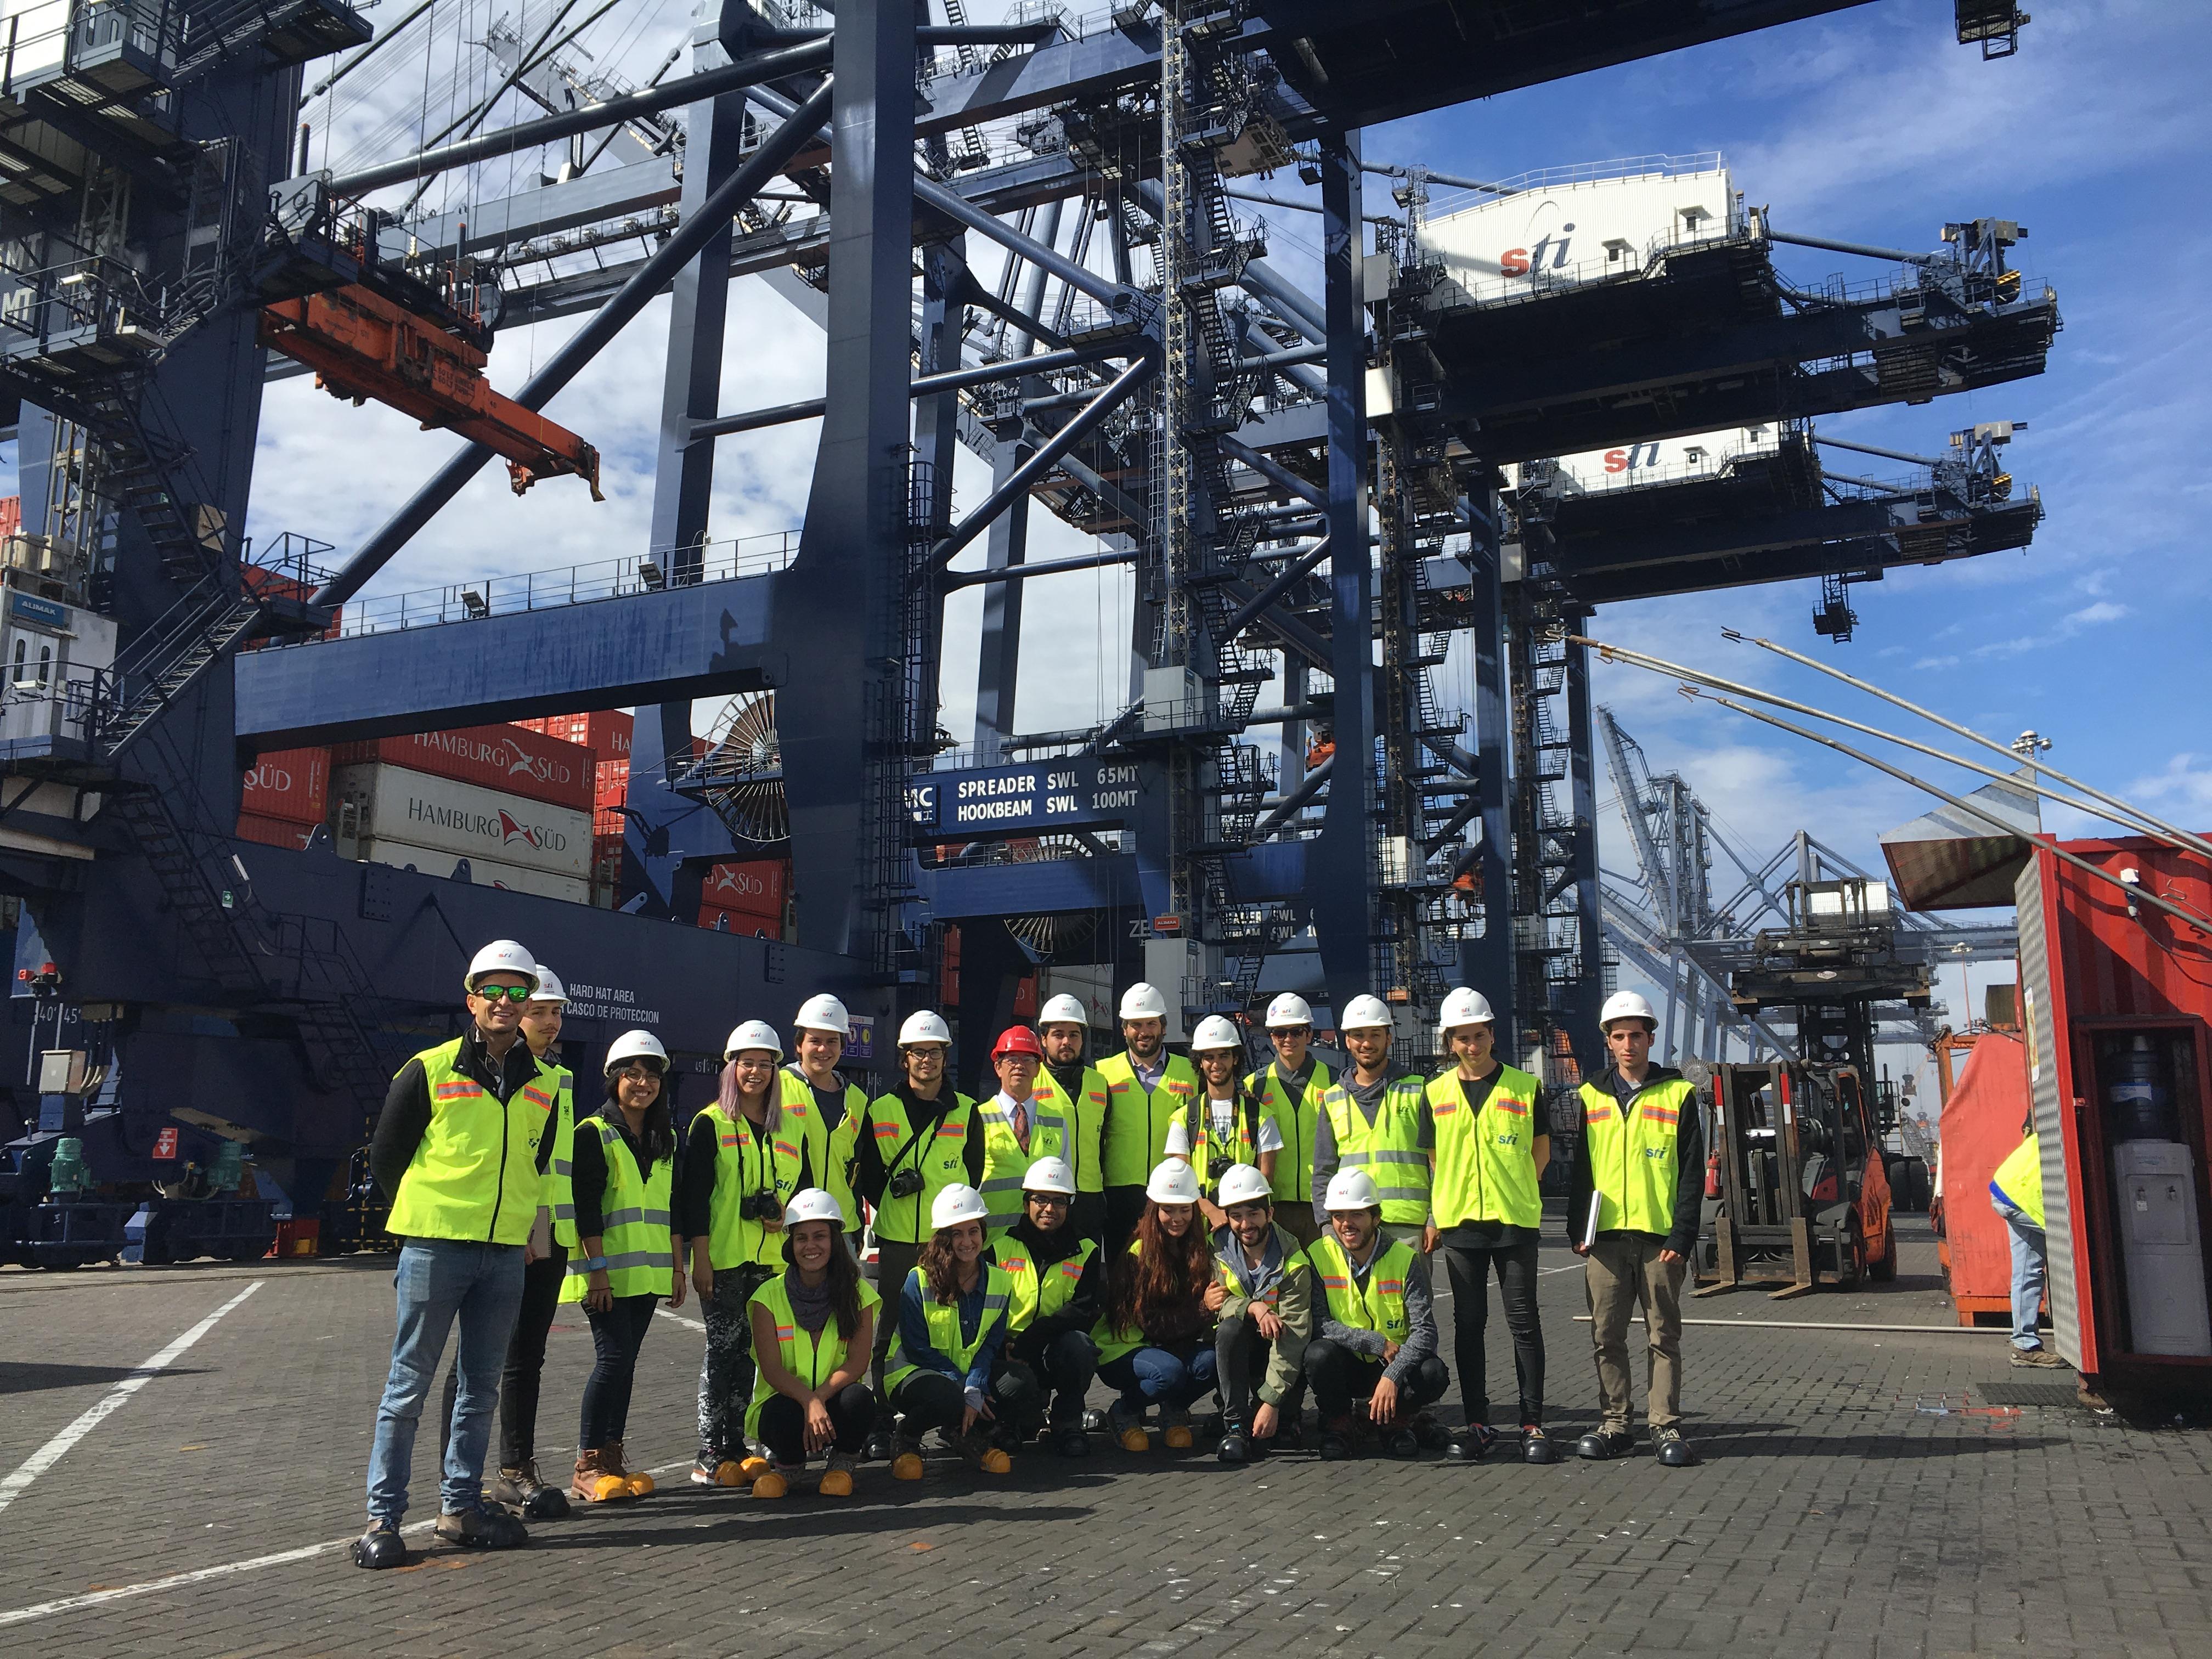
[{"x1": 1567, "y1": 991, "x2": 1704, "y2": 1468}]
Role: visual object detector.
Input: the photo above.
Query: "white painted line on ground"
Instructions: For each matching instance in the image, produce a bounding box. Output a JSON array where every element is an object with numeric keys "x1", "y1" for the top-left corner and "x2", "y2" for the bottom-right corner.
[
  {"x1": 656, "y1": 1305, "x2": 706, "y2": 1332},
  {"x1": 0, "y1": 1279, "x2": 265, "y2": 1521},
  {"x1": 1571, "y1": 1313, "x2": 2005, "y2": 1334}
]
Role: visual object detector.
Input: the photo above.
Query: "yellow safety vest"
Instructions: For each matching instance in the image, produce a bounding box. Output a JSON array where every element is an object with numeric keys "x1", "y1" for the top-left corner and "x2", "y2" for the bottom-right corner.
[
  {"x1": 1033, "y1": 1064, "x2": 1109, "y2": 1194},
  {"x1": 1577, "y1": 1073, "x2": 1696, "y2": 1236},
  {"x1": 385, "y1": 1038, "x2": 558, "y2": 1246},
  {"x1": 1307, "y1": 1232, "x2": 1414, "y2": 1342},
  {"x1": 1318, "y1": 1074, "x2": 1431, "y2": 1224},
  {"x1": 559, "y1": 1117, "x2": 674, "y2": 1299},
  {"x1": 699, "y1": 1101, "x2": 809, "y2": 1269},
  {"x1": 883, "y1": 1262, "x2": 1013, "y2": 1391},
  {"x1": 1990, "y1": 1131, "x2": 2045, "y2": 1228},
  {"x1": 742, "y1": 1269, "x2": 882, "y2": 1438},
  {"x1": 1097, "y1": 1052, "x2": 1200, "y2": 1188},
  {"x1": 989, "y1": 1235, "x2": 1097, "y2": 1333},
  {"x1": 783, "y1": 1066, "x2": 861, "y2": 1228},
  {"x1": 1183, "y1": 1091, "x2": 1270, "y2": 1198},
  {"x1": 1214, "y1": 1226, "x2": 1311, "y2": 1309},
  {"x1": 857, "y1": 1088, "x2": 975, "y2": 1244},
  {"x1": 977, "y1": 1092, "x2": 1071, "y2": 1229},
  {"x1": 544, "y1": 1063, "x2": 578, "y2": 1249},
  {"x1": 1244, "y1": 1058, "x2": 1331, "y2": 1207},
  {"x1": 1427, "y1": 1063, "x2": 1543, "y2": 1229}
]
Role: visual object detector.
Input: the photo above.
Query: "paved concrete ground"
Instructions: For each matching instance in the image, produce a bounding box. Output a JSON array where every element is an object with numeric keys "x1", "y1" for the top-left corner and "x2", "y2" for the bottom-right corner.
[{"x1": 1, "y1": 1217, "x2": 2206, "y2": 1658}]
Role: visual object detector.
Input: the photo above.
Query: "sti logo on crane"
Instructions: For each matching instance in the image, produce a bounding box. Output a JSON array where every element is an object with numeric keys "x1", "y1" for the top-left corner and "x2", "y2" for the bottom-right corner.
[{"x1": 1500, "y1": 223, "x2": 1576, "y2": 277}]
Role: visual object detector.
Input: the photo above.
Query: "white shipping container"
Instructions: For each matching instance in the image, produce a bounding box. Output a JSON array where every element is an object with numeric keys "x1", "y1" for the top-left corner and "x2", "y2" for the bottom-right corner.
[
  {"x1": 357, "y1": 837, "x2": 592, "y2": 903},
  {"x1": 332, "y1": 763, "x2": 591, "y2": 878},
  {"x1": 1508, "y1": 423, "x2": 1782, "y2": 495},
  {"x1": 1415, "y1": 155, "x2": 1735, "y2": 306}
]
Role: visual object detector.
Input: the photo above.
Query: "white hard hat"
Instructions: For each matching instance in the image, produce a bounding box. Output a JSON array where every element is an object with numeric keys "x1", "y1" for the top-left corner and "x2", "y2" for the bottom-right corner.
[
  {"x1": 1119, "y1": 982, "x2": 1169, "y2": 1021},
  {"x1": 1037, "y1": 994, "x2": 1088, "y2": 1028},
  {"x1": 898, "y1": 1009, "x2": 952, "y2": 1047},
  {"x1": 782, "y1": 1187, "x2": 845, "y2": 1229},
  {"x1": 1190, "y1": 1014, "x2": 1242, "y2": 1052},
  {"x1": 1324, "y1": 1167, "x2": 1383, "y2": 1212},
  {"x1": 1215, "y1": 1164, "x2": 1273, "y2": 1208},
  {"x1": 1599, "y1": 990, "x2": 1658, "y2": 1031},
  {"x1": 1263, "y1": 992, "x2": 1314, "y2": 1028},
  {"x1": 1020, "y1": 1155, "x2": 1077, "y2": 1197},
  {"x1": 1438, "y1": 986, "x2": 1494, "y2": 1030},
  {"x1": 1340, "y1": 994, "x2": 1393, "y2": 1031},
  {"x1": 724, "y1": 1020, "x2": 782, "y2": 1060},
  {"x1": 465, "y1": 939, "x2": 539, "y2": 992},
  {"x1": 528, "y1": 965, "x2": 567, "y2": 1004},
  {"x1": 930, "y1": 1183, "x2": 990, "y2": 1229},
  {"x1": 605, "y1": 1030, "x2": 669, "y2": 1073},
  {"x1": 794, "y1": 993, "x2": 851, "y2": 1036},
  {"x1": 1146, "y1": 1159, "x2": 1201, "y2": 1205}
]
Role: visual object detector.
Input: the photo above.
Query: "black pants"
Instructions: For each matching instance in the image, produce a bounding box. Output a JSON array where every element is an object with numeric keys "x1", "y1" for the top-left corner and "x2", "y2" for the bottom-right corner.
[
  {"x1": 890, "y1": 1364, "x2": 1040, "y2": 1438},
  {"x1": 1216, "y1": 1310, "x2": 1304, "y2": 1424},
  {"x1": 870, "y1": 1239, "x2": 921, "y2": 1397},
  {"x1": 1302, "y1": 1338, "x2": 1449, "y2": 1420},
  {"x1": 580, "y1": 1294, "x2": 659, "y2": 1449},
  {"x1": 757, "y1": 1383, "x2": 877, "y2": 1465},
  {"x1": 1105, "y1": 1185, "x2": 1149, "y2": 1252},
  {"x1": 435, "y1": 1243, "x2": 567, "y2": 1469},
  {"x1": 1070, "y1": 1192, "x2": 1107, "y2": 1245},
  {"x1": 1007, "y1": 1327, "x2": 1098, "y2": 1431},
  {"x1": 1440, "y1": 1237, "x2": 1545, "y2": 1426}
]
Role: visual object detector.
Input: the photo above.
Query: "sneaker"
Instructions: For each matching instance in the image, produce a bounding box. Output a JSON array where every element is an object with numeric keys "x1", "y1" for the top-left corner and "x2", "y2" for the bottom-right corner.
[
  {"x1": 690, "y1": 1453, "x2": 723, "y2": 1488},
  {"x1": 1110, "y1": 1403, "x2": 1149, "y2": 1453},
  {"x1": 1049, "y1": 1420, "x2": 1091, "y2": 1458},
  {"x1": 864, "y1": 1429, "x2": 895, "y2": 1463},
  {"x1": 1448, "y1": 1423, "x2": 1498, "y2": 1463},
  {"x1": 751, "y1": 1459, "x2": 798, "y2": 1499},
  {"x1": 1217, "y1": 1425, "x2": 1249, "y2": 1465},
  {"x1": 1521, "y1": 1425, "x2": 1558, "y2": 1465},
  {"x1": 1576, "y1": 1426, "x2": 1635, "y2": 1461},
  {"x1": 1652, "y1": 1425, "x2": 1698, "y2": 1467},
  {"x1": 351, "y1": 1520, "x2": 407, "y2": 1570},
  {"x1": 1383, "y1": 1425, "x2": 1422, "y2": 1459},
  {"x1": 434, "y1": 1506, "x2": 528, "y2": 1549},
  {"x1": 1161, "y1": 1410, "x2": 1195, "y2": 1451},
  {"x1": 889, "y1": 1433, "x2": 926, "y2": 1481},
  {"x1": 1272, "y1": 1415, "x2": 1305, "y2": 1452},
  {"x1": 492, "y1": 1460, "x2": 570, "y2": 1519},
  {"x1": 2010, "y1": 1345, "x2": 2069, "y2": 1369},
  {"x1": 959, "y1": 1430, "x2": 1012, "y2": 1475},
  {"x1": 819, "y1": 1451, "x2": 858, "y2": 1497},
  {"x1": 1081, "y1": 1407, "x2": 1108, "y2": 1432}
]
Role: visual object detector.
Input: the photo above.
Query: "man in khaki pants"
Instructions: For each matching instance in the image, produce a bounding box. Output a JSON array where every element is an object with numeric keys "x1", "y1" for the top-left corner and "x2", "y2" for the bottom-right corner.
[{"x1": 1567, "y1": 991, "x2": 1704, "y2": 1468}]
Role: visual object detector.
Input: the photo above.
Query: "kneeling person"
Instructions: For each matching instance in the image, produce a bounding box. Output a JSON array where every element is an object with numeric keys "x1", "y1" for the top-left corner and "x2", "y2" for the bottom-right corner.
[
  {"x1": 1210, "y1": 1163, "x2": 1313, "y2": 1464},
  {"x1": 1304, "y1": 1169, "x2": 1448, "y2": 1460},
  {"x1": 745, "y1": 1189, "x2": 878, "y2": 1498},
  {"x1": 882, "y1": 1184, "x2": 1024, "y2": 1478},
  {"x1": 986, "y1": 1155, "x2": 1102, "y2": 1457}
]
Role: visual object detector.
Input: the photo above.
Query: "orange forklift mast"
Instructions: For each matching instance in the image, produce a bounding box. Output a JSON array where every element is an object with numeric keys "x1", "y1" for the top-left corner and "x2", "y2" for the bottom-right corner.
[{"x1": 259, "y1": 271, "x2": 602, "y2": 501}]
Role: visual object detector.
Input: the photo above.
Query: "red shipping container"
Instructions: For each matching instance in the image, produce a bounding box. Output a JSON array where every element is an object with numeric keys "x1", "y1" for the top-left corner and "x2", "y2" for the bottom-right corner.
[
  {"x1": 332, "y1": 725, "x2": 593, "y2": 811},
  {"x1": 235, "y1": 811, "x2": 317, "y2": 851},
  {"x1": 943, "y1": 924, "x2": 961, "y2": 1008},
  {"x1": 699, "y1": 905, "x2": 782, "y2": 939},
  {"x1": 1934, "y1": 1032, "x2": 2032, "y2": 1324},
  {"x1": 240, "y1": 748, "x2": 329, "y2": 826},
  {"x1": 1014, "y1": 973, "x2": 1037, "y2": 1018},
  {"x1": 701, "y1": 859, "x2": 786, "y2": 918},
  {"x1": 0, "y1": 495, "x2": 21, "y2": 537},
  {"x1": 517, "y1": 711, "x2": 633, "y2": 761}
]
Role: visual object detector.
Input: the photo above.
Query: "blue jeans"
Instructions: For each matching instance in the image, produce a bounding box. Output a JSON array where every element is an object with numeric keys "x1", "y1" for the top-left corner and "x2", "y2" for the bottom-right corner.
[
  {"x1": 366, "y1": 1239, "x2": 526, "y2": 1522},
  {"x1": 1098, "y1": 1340, "x2": 1218, "y2": 1413},
  {"x1": 1995, "y1": 1202, "x2": 2048, "y2": 1351}
]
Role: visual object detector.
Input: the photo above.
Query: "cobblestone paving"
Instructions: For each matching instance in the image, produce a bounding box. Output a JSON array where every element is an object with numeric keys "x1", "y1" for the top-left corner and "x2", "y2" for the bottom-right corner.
[{"x1": 1, "y1": 1218, "x2": 2205, "y2": 1658}]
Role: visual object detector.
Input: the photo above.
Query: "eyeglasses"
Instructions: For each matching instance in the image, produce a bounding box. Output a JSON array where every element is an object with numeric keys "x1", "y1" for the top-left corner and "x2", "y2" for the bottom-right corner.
[
  {"x1": 474, "y1": 984, "x2": 532, "y2": 1003},
  {"x1": 1024, "y1": 1193, "x2": 1069, "y2": 1207},
  {"x1": 612, "y1": 1063, "x2": 664, "y2": 1082}
]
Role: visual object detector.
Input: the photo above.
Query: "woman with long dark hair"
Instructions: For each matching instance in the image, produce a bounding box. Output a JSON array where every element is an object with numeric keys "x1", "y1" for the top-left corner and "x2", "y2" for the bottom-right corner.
[
  {"x1": 1093, "y1": 1160, "x2": 1219, "y2": 1452},
  {"x1": 743, "y1": 1188, "x2": 878, "y2": 1498},
  {"x1": 881, "y1": 1183, "x2": 1024, "y2": 1479},
  {"x1": 562, "y1": 1030, "x2": 686, "y2": 1504}
]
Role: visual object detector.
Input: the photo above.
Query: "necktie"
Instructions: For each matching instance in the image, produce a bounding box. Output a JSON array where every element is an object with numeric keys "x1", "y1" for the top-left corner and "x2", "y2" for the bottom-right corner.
[{"x1": 1012, "y1": 1099, "x2": 1028, "y2": 1149}]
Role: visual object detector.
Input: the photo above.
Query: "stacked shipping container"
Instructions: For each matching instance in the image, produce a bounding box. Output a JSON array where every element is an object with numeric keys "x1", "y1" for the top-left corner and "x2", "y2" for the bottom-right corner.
[
  {"x1": 517, "y1": 712, "x2": 633, "y2": 906},
  {"x1": 237, "y1": 748, "x2": 329, "y2": 850}
]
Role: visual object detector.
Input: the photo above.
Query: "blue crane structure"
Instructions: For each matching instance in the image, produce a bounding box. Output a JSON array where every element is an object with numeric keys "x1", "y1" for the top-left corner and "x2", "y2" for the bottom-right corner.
[{"x1": 0, "y1": 0, "x2": 2054, "y2": 1256}]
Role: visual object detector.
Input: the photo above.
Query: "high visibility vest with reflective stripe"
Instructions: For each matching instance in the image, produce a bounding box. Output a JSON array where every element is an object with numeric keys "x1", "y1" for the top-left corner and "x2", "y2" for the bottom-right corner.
[
  {"x1": 1577, "y1": 1074, "x2": 1696, "y2": 1237},
  {"x1": 977, "y1": 1093, "x2": 1070, "y2": 1229},
  {"x1": 700, "y1": 1102, "x2": 810, "y2": 1269},
  {"x1": 990, "y1": 1235, "x2": 1097, "y2": 1334},
  {"x1": 1990, "y1": 1131, "x2": 2045, "y2": 1228},
  {"x1": 1097, "y1": 1052, "x2": 1201, "y2": 1188},
  {"x1": 1307, "y1": 1232, "x2": 1415, "y2": 1343},
  {"x1": 1214, "y1": 1227, "x2": 1312, "y2": 1309},
  {"x1": 1033, "y1": 1065, "x2": 1110, "y2": 1194},
  {"x1": 884, "y1": 1262, "x2": 1013, "y2": 1392},
  {"x1": 782, "y1": 1068, "x2": 860, "y2": 1230},
  {"x1": 1318, "y1": 1075, "x2": 1432, "y2": 1225},
  {"x1": 1184, "y1": 1092, "x2": 1268, "y2": 1198},
  {"x1": 743, "y1": 1269, "x2": 882, "y2": 1439},
  {"x1": 559, "y1": 1118, "x2": 673, "y2": 1300},
  {"x1": 1427, "y1": 1063, "x2": 1543, "y2": 1229},
  {"x1": 545, "y1": 1065, "x2": 578, "y2": 1249},
  {"x1": 1244, "y1": 1058, "x2": 1331, "y2": 1207},
  {"x1": 385, "y1": 1039, "x2": 558, "y2": 1246},
  {"x1": 861, "y1": 1090, "x2": 975, "y2": 1244}
]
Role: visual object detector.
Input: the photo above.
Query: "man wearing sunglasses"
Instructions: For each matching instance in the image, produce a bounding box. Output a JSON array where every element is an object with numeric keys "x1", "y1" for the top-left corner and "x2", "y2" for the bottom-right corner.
[{"x1": 356, "y1": 939, "x2": 563, "y2": 1568}]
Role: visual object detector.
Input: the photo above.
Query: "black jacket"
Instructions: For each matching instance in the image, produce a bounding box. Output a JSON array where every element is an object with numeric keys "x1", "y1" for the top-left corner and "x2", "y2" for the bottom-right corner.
[
  {"x1": 993, "y1": 1215, "x2": 1103, "y2": 1353},
  {"x1": 850, "y1": 1083, "x2": 984, "y2": 1210},
  {"x1": 370, "y1": 1025, "x2": 555, "y2": 1202},
  {"x1": 1565, "y1": 1063, "x2": 1704, "y2": 1257}
]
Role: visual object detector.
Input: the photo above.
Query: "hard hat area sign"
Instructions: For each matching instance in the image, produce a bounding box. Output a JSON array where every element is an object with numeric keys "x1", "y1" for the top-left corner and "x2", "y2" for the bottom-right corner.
[{"x1": 910, "y1": 759, "x2": 1146, "y2": 838}]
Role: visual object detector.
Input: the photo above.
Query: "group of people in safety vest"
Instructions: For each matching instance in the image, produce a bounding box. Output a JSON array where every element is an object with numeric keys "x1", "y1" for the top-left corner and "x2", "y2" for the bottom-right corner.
[{"x1": 353, "y1": 939, "x2": 1704, "y2": 1568}]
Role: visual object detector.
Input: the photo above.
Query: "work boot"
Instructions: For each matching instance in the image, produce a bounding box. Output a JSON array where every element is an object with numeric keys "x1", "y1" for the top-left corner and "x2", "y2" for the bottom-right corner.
[
  {"x1": 864, "y1": 1428, "x2": 896, "y2": 1462},
  {"x1": 571, "y1": 1447, "x2": 630, "y2": 1503},
  {"x1": 1110, "y1": 1403, "x2": 1149, "y2": 1452},
  {"x1": 351, "y1": 1520, "x2": 407, "y2": 1570},
  {"x1": 959, "y1": 1429, "x2": 1013, "y2": 1475},
  {"x1": 1521, "y1": 1425, "x2": 1559, "y2": 1465},
  {"x1": 889, "y1": 1432, "x2": 926, "y2": 1481},
  {"x1": 1383, "y1": 1425, "x2": 1422, "y2": 1459},
  {"x1": 1317, "y1": 1414, "x2": 1355, "y2": 1462},
  {"x1": 435, "y1": 1505, "x2": 529, "y2": 1550},
  {"x1": 2010, "y1": 1345, "x2": 2068, "y2": 1369},
  {"x1": 1081, "y1": 1406, "x2": 1108, "y2": 1432},
  {"x1": 751, "y1": 1459, "x2": 799, "y2": 1499},
  {"x1": 1576, "y1": 1426, "x2": 1635, "y2": 1462},
  {"x1": 1050, "y1": 1418, "x2": 1091, "y2": 1458},
  {"x1": 492, "y1": 1460, "x2": 570, "y2": 1519},
  {"x1": 1653, "y1": 1425, "x2": 1699, "y2": 1467},
  {"x1": 1217, "y1": 1420, "x2": 1249, "y2": 1465},
  {"x1": 603, "y1": 1438, "x2": 654, "y2": 1498},
  {"x1": 1272, "y1": 1413, "x2": 1305, "y2": 1452},
  {"x1": 1161, "y1": 1409, "x2": 1195, "y2": 1451},
  {"x1": 1447, "y1": 1423, "x2": 1498, "y2": 1463},
  {"x1": 819, "y1": 1450, "x2": 859, "y2": 1497}
]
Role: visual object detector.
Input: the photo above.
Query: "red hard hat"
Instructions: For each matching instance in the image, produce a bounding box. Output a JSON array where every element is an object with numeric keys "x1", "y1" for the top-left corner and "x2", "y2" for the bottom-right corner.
[{"x1": 992, "y1": 1025, "x2": 1045, "y2": 1060}]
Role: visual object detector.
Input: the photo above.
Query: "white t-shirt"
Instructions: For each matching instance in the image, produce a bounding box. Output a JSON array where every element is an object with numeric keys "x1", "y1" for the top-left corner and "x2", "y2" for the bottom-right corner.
[{"x1": 1165, "y1": 1099, "x2": 1282, "y2": 1158}]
